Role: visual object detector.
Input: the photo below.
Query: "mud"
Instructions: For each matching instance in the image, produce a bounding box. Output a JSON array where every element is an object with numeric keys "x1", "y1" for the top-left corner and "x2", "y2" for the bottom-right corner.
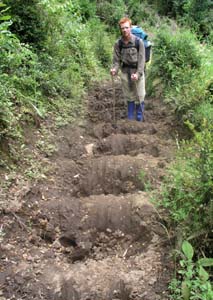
[{"x1": 0, "y1": 79, "x2": 179, "y2": 299}]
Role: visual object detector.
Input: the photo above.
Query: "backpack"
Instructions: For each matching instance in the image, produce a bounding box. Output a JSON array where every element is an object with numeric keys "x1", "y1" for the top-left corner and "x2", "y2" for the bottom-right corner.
[{"x1": 119, "y1": 26, "x2": 152, "y2": 63}]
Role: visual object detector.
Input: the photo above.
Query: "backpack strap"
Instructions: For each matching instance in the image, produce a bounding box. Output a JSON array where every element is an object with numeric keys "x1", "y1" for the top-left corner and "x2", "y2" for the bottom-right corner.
[
  {"x1": 118, "y1": 38, "x2": 123, "y2": 52},
  {"x1": 135, "y1": 37, "x2": 140, "y2": 51}
]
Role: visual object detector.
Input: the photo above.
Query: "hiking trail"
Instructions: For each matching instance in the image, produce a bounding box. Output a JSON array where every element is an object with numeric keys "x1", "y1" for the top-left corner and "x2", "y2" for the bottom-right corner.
[{"x1": 0, "y1": 79, "x2": 180, "y2": 300}]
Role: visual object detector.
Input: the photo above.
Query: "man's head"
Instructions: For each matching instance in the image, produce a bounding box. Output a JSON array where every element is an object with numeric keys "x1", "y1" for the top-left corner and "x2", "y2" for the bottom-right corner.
[{"x1": 119, "y1": 17, "x2": 132, "y2": 40}]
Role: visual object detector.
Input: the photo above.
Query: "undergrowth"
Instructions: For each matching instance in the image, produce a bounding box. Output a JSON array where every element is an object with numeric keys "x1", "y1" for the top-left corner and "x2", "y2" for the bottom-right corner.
[
  {"x1": 169, "y1": 241, "x2": 213, "y2": 300},
  {"x1": 1, "y1": 1, "x2": 212, "y2": 298},
  {"x1": 0, "y1": 0, "x2": 113, "y2": 165}
]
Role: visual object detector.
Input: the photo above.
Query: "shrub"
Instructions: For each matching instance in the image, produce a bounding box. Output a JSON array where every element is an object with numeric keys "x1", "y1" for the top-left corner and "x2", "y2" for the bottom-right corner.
[
  {"x1": 161, "y1": 122, "x2": 213, "y2": 255},
  {"x1": 4, "y1": 0, "x2": 47, "y2": 49},
  {"x1": 87, "y1": 18, "x2": 113, "y2": 68},
  {"x1": 0, "y1": 19, "x2": 44, "y2": 141},
  {"x1": 150, "y1": 0, "x2": 213, "y2": 41},
  {"x1": 166, "y1": 41, "x2": 212, "y2": 123},
  {"x1": 76, "y1": 0, "x2": 96, "y2": 21},
  {"x1": 151, "y1": 27, "x2": 201, "y2": 91},
  {"x1": 96, "y1": 0, "x2": 126, "y2": 29},
  {"x1": 169, "y1": 241, "x2": 213, "y2": 300},
  {"x1": 125, "y1": 0, "x2": 159, "y2": 26},
  {"x1": 147, "y1": 25, "x2": 213, "y2": 124}
]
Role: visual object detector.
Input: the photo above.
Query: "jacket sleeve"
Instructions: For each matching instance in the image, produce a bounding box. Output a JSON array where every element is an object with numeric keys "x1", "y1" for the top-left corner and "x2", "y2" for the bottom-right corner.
[
  {"x1": 111, "y1": 41, "x2": 121, "y2": 73},
  {"x1": 137, "y1": 39, "x2": 145, "y2": 76}
]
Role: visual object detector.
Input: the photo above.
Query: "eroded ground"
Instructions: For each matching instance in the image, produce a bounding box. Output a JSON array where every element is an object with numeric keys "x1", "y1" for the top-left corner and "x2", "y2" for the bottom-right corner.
[{"x1": 0, "y1": 79, "x2": 179, "y2": 299}]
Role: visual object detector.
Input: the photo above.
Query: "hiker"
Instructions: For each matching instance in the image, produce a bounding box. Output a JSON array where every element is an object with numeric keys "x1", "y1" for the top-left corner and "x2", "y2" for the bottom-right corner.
[{"x1": 110, "y1": 17, "x2": 146, "y2": 121}]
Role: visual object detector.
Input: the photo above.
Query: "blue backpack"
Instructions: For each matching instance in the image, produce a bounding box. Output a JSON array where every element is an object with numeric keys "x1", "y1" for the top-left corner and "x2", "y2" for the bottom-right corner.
[{"x1": 119, "y1": 26, "x2": 152, "y2": 63}]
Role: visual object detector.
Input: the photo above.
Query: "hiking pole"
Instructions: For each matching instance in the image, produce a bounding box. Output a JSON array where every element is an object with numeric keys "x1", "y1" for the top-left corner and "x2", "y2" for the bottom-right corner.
[
  {"x1": 111, "y1": 75, "x2": 117, "y2": 128},
  {"x1": 136, "y1": 77, "x2": 145, "y2": 122}
]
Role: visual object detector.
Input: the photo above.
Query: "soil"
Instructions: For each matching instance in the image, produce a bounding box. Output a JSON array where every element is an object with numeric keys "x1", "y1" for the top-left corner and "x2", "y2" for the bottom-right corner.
[{"x1": 0, "y1": 79, "x2": 180, "y2": 300}]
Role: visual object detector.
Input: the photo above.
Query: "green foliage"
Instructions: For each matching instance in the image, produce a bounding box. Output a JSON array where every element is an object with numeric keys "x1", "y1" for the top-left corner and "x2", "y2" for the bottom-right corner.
[
  {"x1": 161, "y1": 122, "x2": 213, "y2": 254},
  {"x1": 4, "y1": 0, "x2": 47, "y2": 49},
  {"x1": 151, "y1": 0, "x2": 213, "y2": 41},
  {"x1": 88, "y1": 18, "x2": 114, "y2": 68},
  {"x1": 138, "y1": 170, "x2": 153, "y2": 191},
  {"x1": 0, "y1": 19, "x2": 44, "y2": 141},
  {"x1": 0, "y1": 1, "x2": 10, "y2": 21},
  {"x1": 0, "y1": 0, "x2": 114, "y2": 154},
  {"x1": 38, "y1": 0, "x2": 111, "y2": 115},
  {"x1": 148, "y1": 25, "x2": 213, "y2": 124},
  {"x1": 76, "y1": 0, "x2": 96, "y2": 20},
  {"x1": 151, "y1": 27, "x2": 201, "y2": 91},
  {"x1": 167, "y1": 42, "x2": 212, "y2": 124},
  {"x1": 96, "y1": 0, "x2": 126, "y2": 28},
  {"x1": 169, "y1": 241, "x2": 213, "y2": 300},
  {"x1": 192, "y1": 101, "x2": 213, "y2": 129},
  {"x1": 125, "y1": 0, "x2": 159, "y2": 26},
  {"x1": 125, "y1": 0, "x2": 147, "y2": 23},
  {"x1": 95, "y1": 0, "x2": 160, "y2": 32},
  {"x1": 178, "y1": 0, "x2": 212, "y2": 40}
]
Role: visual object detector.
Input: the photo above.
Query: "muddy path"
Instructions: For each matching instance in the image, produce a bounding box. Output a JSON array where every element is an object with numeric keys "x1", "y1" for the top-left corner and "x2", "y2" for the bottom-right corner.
[{"x1": 0, "y1": 79, "x2": 179, "y2": 299}]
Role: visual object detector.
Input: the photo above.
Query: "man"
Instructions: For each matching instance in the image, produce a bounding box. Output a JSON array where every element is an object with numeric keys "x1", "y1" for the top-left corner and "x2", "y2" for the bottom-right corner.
[{"x1": 110, "y1": 17, "x2": 146, "y2": 121}]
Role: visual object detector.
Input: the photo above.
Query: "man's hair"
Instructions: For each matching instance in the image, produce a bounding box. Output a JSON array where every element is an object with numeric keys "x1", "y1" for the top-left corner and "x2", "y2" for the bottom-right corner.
[{"x1": 119, "y1": 17, "x2": 132, "y2": 27}]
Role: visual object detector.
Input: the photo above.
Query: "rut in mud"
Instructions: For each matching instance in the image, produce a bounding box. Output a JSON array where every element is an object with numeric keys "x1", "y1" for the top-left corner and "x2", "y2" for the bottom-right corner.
[{"x1": 0, "y1": 79, "x2": 179, "y2": 299}]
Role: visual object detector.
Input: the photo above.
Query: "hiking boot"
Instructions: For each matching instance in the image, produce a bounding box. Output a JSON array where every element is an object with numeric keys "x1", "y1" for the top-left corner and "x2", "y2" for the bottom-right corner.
[
  {"x1": 127, "y1": 101, "x2": 135, "y2": 120},
  {"x1": 136, "y1": 102, "x2": 144, "y2": 121}
]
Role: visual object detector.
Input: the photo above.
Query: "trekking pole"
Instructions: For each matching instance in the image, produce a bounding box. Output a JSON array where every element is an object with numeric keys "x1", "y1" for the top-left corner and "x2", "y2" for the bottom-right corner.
[
  {"x1": 111, "y1": 75, "x2": 116, "y2": 128},
  {"x1": 136, "y1": 76, "x2": 145, "y2": 122}
]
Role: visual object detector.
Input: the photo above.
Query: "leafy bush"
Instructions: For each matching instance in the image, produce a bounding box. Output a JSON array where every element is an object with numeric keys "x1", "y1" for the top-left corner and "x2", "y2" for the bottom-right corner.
[
  {"x1": 95, "y1": 0, "x2": 159, "y2": 32},
  {"x1": 147, "y1": 25, "x2": 213, "y2": 124},
  {"x1": 87, "y1": 18, "x2": 113, "y2": 68},
  {"x1": 96, "y1": 0, "x2": 126, "y2": 29},
  {"x1": 150, "y1": 27, "x2": 201, "y2": 91},
  {"x1": 4, "y1": 0, "x2": 47, "y2": 49},
  {"x1": 0, "y1": 0, "x2": 114, "y2": 143},
  {"x1": 161, "y1": 122, "x2": 213, "y2": 255},
  {"x1": 169, "y1": 241, "x2": 213, "y2": 300},
  {"x1": 0, "y1": 19, "x2": 45, "y2": 141},
  {"x1": 125, "y1": 0, "x2": 159, "y2": 26},
  {"x1": 192, "y1": 101, "x2": 213, "y2": 129},
  {"x1": 76, "y1": 0, "x2": 96, "y2": 21},
  {"x1": 125, "y1": 0, "x2": 147, "y2": 23},
  {"x1": 150, "y1": 0, "x2": 213, "y2": 41},
  {"x1": 39, "y1": 1, "x2": 109, "y2": 100},
  {"x1": 166, "y1": 40, "x2": 212, "y2": 123}
]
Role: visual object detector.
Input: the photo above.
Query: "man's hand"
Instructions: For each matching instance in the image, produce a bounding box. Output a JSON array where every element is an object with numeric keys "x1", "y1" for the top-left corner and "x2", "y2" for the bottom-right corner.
[
  {"x1": 131, "y1": 73, "x2": 139, "y2": 81},
  {"x1": 110, "y1": 68, "x2": 117, "y2": 76}
]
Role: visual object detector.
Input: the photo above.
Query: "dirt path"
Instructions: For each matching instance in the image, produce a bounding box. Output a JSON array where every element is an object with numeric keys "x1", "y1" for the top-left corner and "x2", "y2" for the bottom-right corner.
[{"x1": 0, "y1": 80, "x2": 179, "y2": 299}]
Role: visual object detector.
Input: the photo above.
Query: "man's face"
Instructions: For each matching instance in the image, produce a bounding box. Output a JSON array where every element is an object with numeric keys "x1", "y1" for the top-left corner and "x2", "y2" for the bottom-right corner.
[{"x1": 120, "y1": 21, "x2": 131, "y2": 39}]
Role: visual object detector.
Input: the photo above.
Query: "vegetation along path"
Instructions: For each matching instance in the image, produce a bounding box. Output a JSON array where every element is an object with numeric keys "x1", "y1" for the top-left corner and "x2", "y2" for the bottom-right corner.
[{"x1": 0, "y1": 79, "x2": 181, "y2": 299}]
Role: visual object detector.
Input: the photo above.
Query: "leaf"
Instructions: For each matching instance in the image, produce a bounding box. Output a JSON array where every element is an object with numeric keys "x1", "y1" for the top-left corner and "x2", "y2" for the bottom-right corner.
[
  {"x1": 198, "y1": 266, "x2": 209, "y2": 282},
  {"x1": 182, "y1": 240, "x2": 194, "y2": 260},
  {"x1": 181, "y1": 280, "x2": 190, "y2": 300},
  {"x1": 197, "y1": 258, "x2": 213, "y2": 267},
  {"x1": 0, "y1": 15, "x2": 11, "y2": 21},
  {"x1": 0, "y1": 6, "x2": 10, "y2": 13}
]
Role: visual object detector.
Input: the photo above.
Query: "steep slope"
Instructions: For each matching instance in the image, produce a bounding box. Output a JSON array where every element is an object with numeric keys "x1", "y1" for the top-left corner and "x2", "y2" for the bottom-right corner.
[{"x1": 0, "y1": 79, "x2": 179, "y2": 300}]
